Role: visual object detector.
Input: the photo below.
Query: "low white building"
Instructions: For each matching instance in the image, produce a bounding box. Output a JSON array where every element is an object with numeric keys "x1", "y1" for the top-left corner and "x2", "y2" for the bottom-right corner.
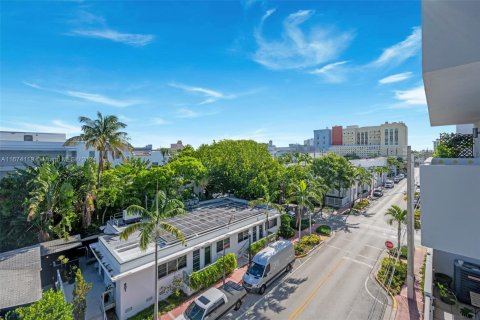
[{"x1": 90, "y1": 197, "x2": 281, "y2": 320}]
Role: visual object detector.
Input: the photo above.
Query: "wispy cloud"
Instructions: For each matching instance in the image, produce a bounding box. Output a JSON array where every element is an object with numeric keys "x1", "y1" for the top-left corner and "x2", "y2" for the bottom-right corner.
[
  {"x1": 378, "y1": 72, "x2": 412, "y2": 85},
  {"x1": 309, "y1": 61, "x2": 349, "y2": 83},
  {"x1": 253, "y1": 9, "x2": 354, "y2": 70},
  {"x1": 23, "y1": 81, "x2": 141, "y2": 108},
  {"x1": 69, "y1": 29, "x2": 154, "y2": 47},
  {"x1": 395, "y1": 85, "x2": 427, "y2": 106},
  {"x1": 169, "y1": 82, "x2": 260, "y2": 105},
  {"x1": 176, "y1": 108, "x2": 201, "y2": 118},
  {"x1": 151, "y1": 117, "x2": 168, "y2": 125},
  {"x1": 371, "y1": 27, "x2": 421, "y2": 67}
]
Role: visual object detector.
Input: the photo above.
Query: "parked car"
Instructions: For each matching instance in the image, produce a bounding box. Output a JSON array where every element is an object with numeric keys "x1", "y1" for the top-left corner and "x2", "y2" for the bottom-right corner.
[
  {"x1": 243, "y1": 240, "x2": 295, "y2": 294},
  {"x1": 385, "y1": 180, "x2": 394, "y2": 188},
  {"x1": 393, "y1": 177, "x2": 400, "y2": 183},
  {"x1": 373, "y1": 189, "x2": 383, "y2": 197},
  {"x1": 177, "y1": 281, "x2": 246, "y2": 320}
]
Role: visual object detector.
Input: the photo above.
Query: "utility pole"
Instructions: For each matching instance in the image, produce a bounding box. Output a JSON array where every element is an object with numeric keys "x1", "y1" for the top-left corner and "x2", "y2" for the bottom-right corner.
[{"x1": 406, "y1": 146, "x2": 415, "y2": 299}]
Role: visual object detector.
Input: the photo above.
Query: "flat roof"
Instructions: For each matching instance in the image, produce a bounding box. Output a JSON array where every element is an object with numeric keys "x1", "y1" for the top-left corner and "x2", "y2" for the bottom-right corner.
[
  {"x1": 40, "y1": 234, "x2": 82, "y2": 256},
  {"x1": 100, "y1": 197, "x2": 275, "y2": 265},
  {"x1": 0, "y1": 245, "x2": 42, "y2": 311}
]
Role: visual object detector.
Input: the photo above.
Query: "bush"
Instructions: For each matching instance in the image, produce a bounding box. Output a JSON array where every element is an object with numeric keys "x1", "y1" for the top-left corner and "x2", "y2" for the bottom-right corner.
[
  {"x1": 278, "y1": 214, "x2": 295, "y2": 239},
  {"x1": 377, "y1": 257, "x2": 407, "y2": 295},
  {"x1": 290, "y1": 218, "x2": 309, "y2": 231},
  {"x1": 294, "y1": 234, "x2": 322, "y2": 256},
  {"x1": 414, "y1": 209, "x2": 421, "y2": 230},
  {"x1": 315, "y1": 225, "x2": 331, "y2": 236},
  {"x1": 388, "y1": 246, "x2": 408, "y2": 259},
  {"x1": 249, "y1": 233, "x2": 277, "y2": 255},
  {"x1": 189, "y1": 253, "x2": 237, "y2": 290},
  {"x1": 353, "y1": 199, "x2": 369, "y2": 210}
]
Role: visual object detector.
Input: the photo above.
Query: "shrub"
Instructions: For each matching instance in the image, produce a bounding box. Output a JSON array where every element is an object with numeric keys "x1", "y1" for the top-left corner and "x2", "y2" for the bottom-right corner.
[
  {"x1": 388, "y1": 246, "x2": 408, "y2": 259},
  {"x1": 294, "y1": 243, "x2": 309, "y2": 256},
  {"x1": 189, "y1": 253, "x2": 237, "y2": 290},
  {"x1": 377, "y1": 257, "x2": 407, "y2": 295},
  {"x1": 278, "y1": 214, "x2": 295, "y2": 239},
  {"x1": 315, "y1": 225, "x2": 331, "y2": 236},
  {"x1": 414, "y1": 209, "x2": 421, "y2": 230},
  {"x1": 290, "y1": 218, "x2": 309, "y2": 231},
  {"x1": 249, "y1": 233, "x2": 277, "y2": 255},
  {"x1": 294, "y1": 234, "x2": 322, "y2": 256},
  {"x1": 353, "y1": 199, "x2": 369, "y2": 210}
]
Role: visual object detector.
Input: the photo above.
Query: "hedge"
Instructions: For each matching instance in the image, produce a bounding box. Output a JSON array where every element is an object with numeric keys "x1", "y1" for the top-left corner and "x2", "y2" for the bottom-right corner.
[
  {"x1": 377, "y1": 257, "x2": 407, "y2": 295},
  {"x1": 315, "y1": 225, "x2": 331, "y2": 236},
  {"x1": 294, "y1": 234, "x2": 321, "y2": 256},
  {"x1": 278, "y1": 214, "x2": 295, "y2": 239},
  {"x1": 189, "y1": 253, "x2": 237, "y2": 290},
  {"x1": 249, "y1": 233, "x2": 277, "y2": 255}
]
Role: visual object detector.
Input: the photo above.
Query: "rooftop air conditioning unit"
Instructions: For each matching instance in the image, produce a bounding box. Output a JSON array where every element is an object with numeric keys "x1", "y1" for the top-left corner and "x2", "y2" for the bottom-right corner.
[{"x1": 123, "y1": 210, "x2": 141, "y2": 223}]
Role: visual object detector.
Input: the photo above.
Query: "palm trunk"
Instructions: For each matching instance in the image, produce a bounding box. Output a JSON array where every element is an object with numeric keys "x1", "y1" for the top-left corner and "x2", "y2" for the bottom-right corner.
[
  {"x1": 154, "y1": 238, "x2": 158, "y2": 320},
  {"x1": 97, "y1": 151, "x2": 103, "y2": 186},
  {"x1": 298, "y1": 206, "x2": 302, "y2": 240},
  {"x1": 397, "y1": 223, "x2": 401, "y2": 249}
]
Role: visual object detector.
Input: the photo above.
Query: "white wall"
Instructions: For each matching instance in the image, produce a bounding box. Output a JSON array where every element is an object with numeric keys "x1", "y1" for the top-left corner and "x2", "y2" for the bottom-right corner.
[
  {"x1": 0, "y1": 131, "x2": 65, "y2": 142},
  {"x1": 420, "y1": 161, "x2": 480, "y2": 260}
]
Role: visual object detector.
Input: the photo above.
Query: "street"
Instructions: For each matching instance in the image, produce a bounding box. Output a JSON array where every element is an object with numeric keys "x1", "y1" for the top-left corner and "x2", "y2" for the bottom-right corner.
[{"x1": 224, "y1": 170, "x2": 420, "y2": 320}]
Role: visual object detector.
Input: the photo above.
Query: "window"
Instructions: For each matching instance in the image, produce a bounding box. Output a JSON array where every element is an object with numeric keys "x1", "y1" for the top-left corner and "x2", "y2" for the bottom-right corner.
[
  {"x1": 395, "y1": 128, "x2": 399, "y2": 145},
  {"x1": 265, "y1": 264, "x2": 271, "y2": 274},
  {"x1": 178, "y1": 255, "x2": 187, "y2": 269},
  {"x1": 193, "y1": 250, "x2": 200, "y2": 272},
  {"x1": 216, "y1": 240, "x2": 223, "y2": 253},
  {"x1": 216, "y1": 237, "x2": 230, "y2": 253},
  {"x1": 252, "y1": 227, "x2": 257, "y2": 242},
  {"x1": 238, "y1": 230, "x2": 249, "y2": 243},
  {"x1": 385, "y1": 129, "x2": 388, "y2": 145},
  {"x1": 268, "y1": 218, "x2": 278, "y2": 228},
  {"x1": 259, "y1": 224, "x2": 263, "y2": 239},
  {"x1": 390, "y1": 129, "x2": 394, "y2": 144},
  {"x1": 89, "y1": 151, "x2": 95, "y2": 158},
  {"x1": 158, "y1": 264, "x2": 167, "y2": 278},
  {"x1": 204, "y1": 246, "x2": 211, "y2": 266},
  {"x1": 23, "y1": 135, "x2": 33, "y2": 141},
  {"x1": 158, "y1": 254, "x2": 187, "y2": 279}
]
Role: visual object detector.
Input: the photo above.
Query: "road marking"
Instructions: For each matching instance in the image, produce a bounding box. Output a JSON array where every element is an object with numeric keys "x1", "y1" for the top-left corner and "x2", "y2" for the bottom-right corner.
[
  {"x1": 356, "y1": 253, "x2": 377, "y2": 262},
  {"x1": 365, "y1": 244, "x2": 383, "y2": 251},
  {"x1": 364, "y1": 276, "x2": 386, "y2": 306},
  {"x1": 288, "y1": 258, "x2": 345, "y2": 320},
  {"x1": 344, "y1": 256, "x2": 374, "y2": 268},
  {"x1": 326, "y1": 244, "x2": 351, "y2": 253}
]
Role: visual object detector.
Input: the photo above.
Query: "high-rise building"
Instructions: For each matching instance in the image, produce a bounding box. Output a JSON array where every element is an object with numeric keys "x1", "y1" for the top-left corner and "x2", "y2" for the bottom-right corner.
[
  {"x1": 313, "y1": 128, "x2": 331, "y2": 151},
  {"x1": 331, "y1": 126, "x2": 343, "y2": 145}
]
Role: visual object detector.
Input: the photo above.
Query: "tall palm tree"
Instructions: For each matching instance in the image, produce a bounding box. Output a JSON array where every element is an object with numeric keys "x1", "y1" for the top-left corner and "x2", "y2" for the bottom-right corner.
[
  {"x1": 64, "y1": 112, "x2": 132, "y2": 184},
  {"x1": 160, "y1": 147, "x2": 170, "y2": 164},
  {"x1": 288, "y1": 180, "x2": 322, "y2": 237},
  {"x1": 374, "y1": 166, "x2": 389, "y2": 186},
  {"x1": 385, "y1": 205, "x2": 407, "y2": 249},
  {"x1": 249, "y1": 187, "x2": 284, "y2": 238},
  {"x1": 119, "y1": 190, "x2": 186, "y2": 320}
]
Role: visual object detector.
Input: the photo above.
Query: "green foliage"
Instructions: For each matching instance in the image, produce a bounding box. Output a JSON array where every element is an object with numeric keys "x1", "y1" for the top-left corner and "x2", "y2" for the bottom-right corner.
[
  {"x1": 249, "y1": 233, "x2": 277, "y2": 255},
  {"x1": 377, "y1": 257, "x2": 407, "y2": 295},
  {"x1": 353, "y1": 199, "x2": 369, "y2": 211},
  {"x1": 290, "y1": 218, "x2": 309, "y2": 231},
  {"x1": 435, "y1": 281, "x2": 457, "y2": 305},
  {"x1": 14, "y1": 289, "x2": 73, "y2": 320},
  {"x1": 128, "y1": 292, "x2": 187, "y2": 320},
  {"x1": 315, "y1": 225, "x2": 331, "y2": 236},
  {"x1": 414, "y1": 209, "x2": 421, "y2": 230},
  {"x1": 388, "y1": 246, "x2": 408, "y2": 259},
  {"x1": 189, "y1": 253, "x2": 237, "y2": 290},
  {"x1": 278, "y1": 214, "x2": 295, "y2": 239},
  {"x1": 294, "y1": 234, "x2": 321, "y2": 256},
  {"x1": 312, "y1": 154, "x2": 355, "y2": 196},
  {"x1": 73, "y1": 269, "x2": 92, "y2": 320},
  {"x1": 433, "y1": 133, "x2": 474, "y2": 159}
]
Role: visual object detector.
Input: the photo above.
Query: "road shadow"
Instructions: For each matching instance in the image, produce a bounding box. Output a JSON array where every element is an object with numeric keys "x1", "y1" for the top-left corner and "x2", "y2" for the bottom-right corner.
[{"x1": 315, "y1": 214, "x2": 360, "y2": 234}]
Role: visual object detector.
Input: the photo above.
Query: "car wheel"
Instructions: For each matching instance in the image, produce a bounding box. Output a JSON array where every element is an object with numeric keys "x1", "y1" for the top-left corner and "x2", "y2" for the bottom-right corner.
[
  {"x1": 234, "y1": 300, "x2": 242, "y2": 311},
  {"x1": 259, "y1": 285, "x2": 266, "y2": 295},
  {"x1": 286, "y1": 263, "x2": 292, "y2": 272}
]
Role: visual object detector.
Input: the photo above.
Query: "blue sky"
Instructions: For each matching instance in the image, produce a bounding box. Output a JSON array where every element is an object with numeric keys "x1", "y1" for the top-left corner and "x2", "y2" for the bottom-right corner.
[{"x1": 0, "y1": 1, "x2": 452, "y2": 150}]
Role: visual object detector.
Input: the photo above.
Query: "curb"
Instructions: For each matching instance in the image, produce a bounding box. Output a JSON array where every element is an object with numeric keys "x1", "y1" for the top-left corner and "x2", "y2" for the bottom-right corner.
[
  {"x1": 372, "y1": 250, "x2": 398, "y2": 320},
  {"x1": 295, "y1": 229, "x2": 335, "y2": 259}
]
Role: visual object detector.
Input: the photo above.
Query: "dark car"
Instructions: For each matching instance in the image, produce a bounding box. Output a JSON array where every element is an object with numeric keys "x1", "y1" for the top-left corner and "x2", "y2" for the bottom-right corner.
[{"x1": 373, "y1": 189, "x2": 383, "y2": 197}]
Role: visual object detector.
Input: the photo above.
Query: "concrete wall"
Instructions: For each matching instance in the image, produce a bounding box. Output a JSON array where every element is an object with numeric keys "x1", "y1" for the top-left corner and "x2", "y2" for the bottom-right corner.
[
  {"x1": 432, "y1": 249, "x2": 480, "y2": 279},
  {"x1": 0, "y1": 131, "x2": 65, "y2": 142},
  {"x1": 421, "y1": 160, "x2": 480, "y2": 260}
]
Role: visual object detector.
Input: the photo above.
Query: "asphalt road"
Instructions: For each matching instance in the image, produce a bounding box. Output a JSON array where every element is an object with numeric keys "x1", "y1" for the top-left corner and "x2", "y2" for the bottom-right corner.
[{"x1": 224, "y1": 170, "x2": 420, "y2": 320}]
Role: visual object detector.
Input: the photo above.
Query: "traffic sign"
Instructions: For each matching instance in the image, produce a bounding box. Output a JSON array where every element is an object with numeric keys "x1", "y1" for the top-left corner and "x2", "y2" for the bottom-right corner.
[{"x1": 385, "y1": 240, "x2": 394, "y2": 249}]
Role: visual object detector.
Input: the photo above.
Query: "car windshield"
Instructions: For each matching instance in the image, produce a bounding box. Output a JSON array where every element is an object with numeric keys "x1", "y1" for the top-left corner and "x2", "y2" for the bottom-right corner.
[
  {"x1": 184, "y1": 302, "x2": 206, "y2": 320},
  {"x1": 247, "y1": 262, "x2": 265, "y2": 277}
]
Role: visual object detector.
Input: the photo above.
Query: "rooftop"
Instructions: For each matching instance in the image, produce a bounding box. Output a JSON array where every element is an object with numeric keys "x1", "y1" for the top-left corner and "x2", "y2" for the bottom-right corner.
[
  {"x1": 0, "y1": 245, "x2": 42, "y2": 311},
  {"x1": 40, "y1": 234, "x2": 82, "y2": 256}
]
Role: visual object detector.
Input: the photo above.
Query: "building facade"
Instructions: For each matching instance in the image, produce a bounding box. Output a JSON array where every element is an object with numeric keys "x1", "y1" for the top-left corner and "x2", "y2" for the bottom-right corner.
[
  {"x1": 331, "y1": 126, "x2": 343, "y2": 145},
  {"x1": 313, "y1": 128, "x2": 331, "y2": 151}
]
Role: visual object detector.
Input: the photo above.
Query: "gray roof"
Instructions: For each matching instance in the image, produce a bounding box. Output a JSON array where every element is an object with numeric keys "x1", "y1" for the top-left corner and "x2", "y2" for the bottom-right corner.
[
  {"x1": 0, "y1": 245, "x2": 42, "y2": 310},
  {"x1": 40, "y1": 234, "x2": 82, "y2": 256}
]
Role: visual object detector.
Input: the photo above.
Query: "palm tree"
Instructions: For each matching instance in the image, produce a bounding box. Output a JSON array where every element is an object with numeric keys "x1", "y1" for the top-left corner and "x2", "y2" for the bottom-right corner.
[
  {"x1": 385, "y1": 205, "x2": 407, "y2": 249},
  {"x1": 374, "y1": 166, "x2": 389, "y2": 186},
  {"x1": 119, "y1": 190, "x2": 186, "y2": 320},
  {"x1": 249, "y1": 187, "x2": 284, "y2": 238},
  {"x1": 355, "y1": 167, "x2": 373, "y2": 200},
  {"x1": 160, "y1": 147, "x2": 170, "y2": 164},
  {"x1": 288, "y1": 180, "x2": 322, "y2": 237},
  {"x1": 64, "y1": 112, "x2": 132, "y2": 185}
]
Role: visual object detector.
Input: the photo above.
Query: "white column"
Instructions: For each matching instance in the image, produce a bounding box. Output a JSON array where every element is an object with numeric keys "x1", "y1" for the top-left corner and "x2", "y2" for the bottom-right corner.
[{"x1": 406, "y1": 146, "x2": 415, "y2": 299}]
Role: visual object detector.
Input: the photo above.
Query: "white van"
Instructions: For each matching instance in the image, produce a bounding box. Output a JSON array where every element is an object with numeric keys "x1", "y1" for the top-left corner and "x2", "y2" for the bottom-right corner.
[{"x1": 242, "y1": 240, "x2": 295, "y2": 294}]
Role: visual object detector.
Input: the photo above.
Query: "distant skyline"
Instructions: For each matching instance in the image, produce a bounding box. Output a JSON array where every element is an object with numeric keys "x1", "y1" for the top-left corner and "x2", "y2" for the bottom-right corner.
[{"x1": 0, "y1": 1, "x2": 453, "y2": 150}]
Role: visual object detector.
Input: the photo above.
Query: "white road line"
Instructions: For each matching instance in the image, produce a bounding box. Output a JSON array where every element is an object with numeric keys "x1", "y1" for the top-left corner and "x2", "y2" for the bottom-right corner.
[
  {"x1": 365, "y1": 244, "x2": 383, "y2": 251},
  {"x1": 364, "y1": 276, "x2": 386, "y2": 306},
  {"x1": 356, "y1": 253, "x2": 377, "y2": 262},
  {"x1": 343, "y1": 256, "x2": 374, "y2": 268}
]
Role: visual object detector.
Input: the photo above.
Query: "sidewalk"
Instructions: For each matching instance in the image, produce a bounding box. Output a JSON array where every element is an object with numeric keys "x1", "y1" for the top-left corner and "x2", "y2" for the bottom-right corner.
[
  {"x1": 394, "y1": 246, "x2": 426, "y2": 320},
  {"x1": 159, "y1": 265, "x2": 248, "y2": 320}
]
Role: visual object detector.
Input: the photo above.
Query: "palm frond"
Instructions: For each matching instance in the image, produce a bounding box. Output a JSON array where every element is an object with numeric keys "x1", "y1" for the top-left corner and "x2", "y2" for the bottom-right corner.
[{"x1": 159, "y1": 222, "x2": 186, "y2": 245}]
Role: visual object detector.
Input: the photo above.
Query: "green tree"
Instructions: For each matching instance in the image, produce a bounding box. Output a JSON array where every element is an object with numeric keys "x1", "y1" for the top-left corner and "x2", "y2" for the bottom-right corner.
[
  {"x1": 278, "y1": 214, "x2": 295, "y2": 238},
  {"x1": 288, "y1": 180, "x2": 322, "y2": 237},
  {"x1": 353, "y1": 167, "x2": 373, "y2": 201},
  {"x1": 374, "y1": 166, "x2": 389, "y2": 185},
  {"x1": 166, "y1": 156, "x2": 207, "y2": 199},
  {"x1": 73, "y1": 269, "x2": 92, "y2": 320},
  {"x1": 249, "y1": 187, "x2": 284, "y2": 237},
  {"x1": 119, "y1": 190, "x2": 186, "y2": 320},
  {"x1": 385, "y1": 205, "x2": 407, "y2": 249},
  {"x1": 387, "y1": 157, "x2": 399, "y2": 177},
  {"x1": 312, "y1": 154, "x2": 355, "y2": 200},
  {"x1": 64, "y1": 112, "x2": 132, "y2": 184},
  {"x1": 14, "y1": 289, "x2": 73, "y2": 320}
]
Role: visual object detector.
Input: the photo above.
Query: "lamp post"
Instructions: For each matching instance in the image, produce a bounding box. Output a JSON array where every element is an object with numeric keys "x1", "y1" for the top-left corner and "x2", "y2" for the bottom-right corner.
[{"x1": 248, "y1": 231, "x2": 252, "y2": 265}]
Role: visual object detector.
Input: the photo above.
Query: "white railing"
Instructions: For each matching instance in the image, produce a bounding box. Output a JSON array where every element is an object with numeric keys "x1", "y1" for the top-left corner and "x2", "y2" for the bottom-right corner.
[
  {"x1": 424, "y1": 248, "x2": 434, "y2": 320},
  {"x1": 55, "y1": 269, "x2": 66, "y2": 300}
]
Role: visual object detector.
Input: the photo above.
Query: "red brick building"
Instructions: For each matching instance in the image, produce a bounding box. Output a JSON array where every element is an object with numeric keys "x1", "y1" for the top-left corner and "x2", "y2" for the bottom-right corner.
[{"x1": 331, "y1": 126, "x2": 343, "y2": 145}]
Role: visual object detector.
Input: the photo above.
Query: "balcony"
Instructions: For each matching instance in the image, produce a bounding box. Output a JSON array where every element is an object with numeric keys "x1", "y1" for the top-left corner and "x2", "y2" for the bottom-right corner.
[{"x1": 420, "y1": 158, "x2": 480, "y2": 260}]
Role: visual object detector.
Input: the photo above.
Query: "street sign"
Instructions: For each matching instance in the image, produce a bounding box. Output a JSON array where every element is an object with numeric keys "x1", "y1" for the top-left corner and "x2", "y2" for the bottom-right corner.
[{"x1": 385, "y1": 240, "x2": 394, "y2": 250}]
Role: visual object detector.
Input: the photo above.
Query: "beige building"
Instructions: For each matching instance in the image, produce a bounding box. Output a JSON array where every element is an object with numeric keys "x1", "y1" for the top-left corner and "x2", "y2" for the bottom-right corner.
[{"x1": 379, "y1": 122, "x2": 408, "y2": 158}]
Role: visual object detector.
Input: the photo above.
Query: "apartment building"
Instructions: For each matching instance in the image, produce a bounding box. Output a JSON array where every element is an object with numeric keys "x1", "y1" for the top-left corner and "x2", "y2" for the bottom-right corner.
[
  {"x1": 421, "y1": 0, "x2": 480, "y2": 318},
  {"x1": 91, "y1": 197, "x2": 280, "y2": 320},
  {"x1": 331, "y1": 126, "x2": 343, "y2": 145},
  {"x1": 313, "y1": 128, "x2": 331, "y2": 151}
]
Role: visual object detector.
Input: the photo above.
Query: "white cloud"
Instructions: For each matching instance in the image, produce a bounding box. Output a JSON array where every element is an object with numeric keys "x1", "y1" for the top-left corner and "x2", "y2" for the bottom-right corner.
[
  {"x1": 253, "y1": 9, "x2": 354, "y2": 70},
  {"x1": 70, "y1": 29, "x2": 154, "y2": 46},
  {"x1": 151, "y1": 117, "x2": 168, "y2": 125},
  {"x1": 309, "y1": 61, "x2": 349, "y2": 83},
  {"x1": 169, "y1": 82, "x2": 238, "y2": 105},
  {"x1": 379, "y1": 72, "x2": 412, "y2": 85},
  {"x1": 371, "y1": 27, "x2": 421, "y2": 67},
  {"x1": 176, "y1": 108, "x2": 201, "y2": 118},
  {"x1": 393, "y1": 85, "x2": 427, "y2": 106},
  {"x1": 23, "y1": 81, "x2": 140, "y2": 108}
]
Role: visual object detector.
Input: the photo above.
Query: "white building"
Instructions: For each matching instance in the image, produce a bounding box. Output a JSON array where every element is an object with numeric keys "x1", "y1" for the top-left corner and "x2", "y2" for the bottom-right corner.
[
  {"x1": 329, "y1": 145, "x2": 381, "y2": 158},
  {"x1": 90, "y1": 197, "x2": 281, "y2": 320},
  {"x1": 421, "y1": 0, "x2": 480, "y2": 318}
]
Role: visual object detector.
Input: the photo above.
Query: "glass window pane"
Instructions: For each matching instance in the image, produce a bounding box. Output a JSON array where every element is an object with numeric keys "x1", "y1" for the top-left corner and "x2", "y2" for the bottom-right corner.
[
  {"x1": 178, "y1": 255, "x2": 187, "y2": 270},
  {"x1": 158, "y1": 263, "x2": 167, "y2": 279},
  {"x1": 167, "y1": 260, "x2": 177, "y2": 274}
]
